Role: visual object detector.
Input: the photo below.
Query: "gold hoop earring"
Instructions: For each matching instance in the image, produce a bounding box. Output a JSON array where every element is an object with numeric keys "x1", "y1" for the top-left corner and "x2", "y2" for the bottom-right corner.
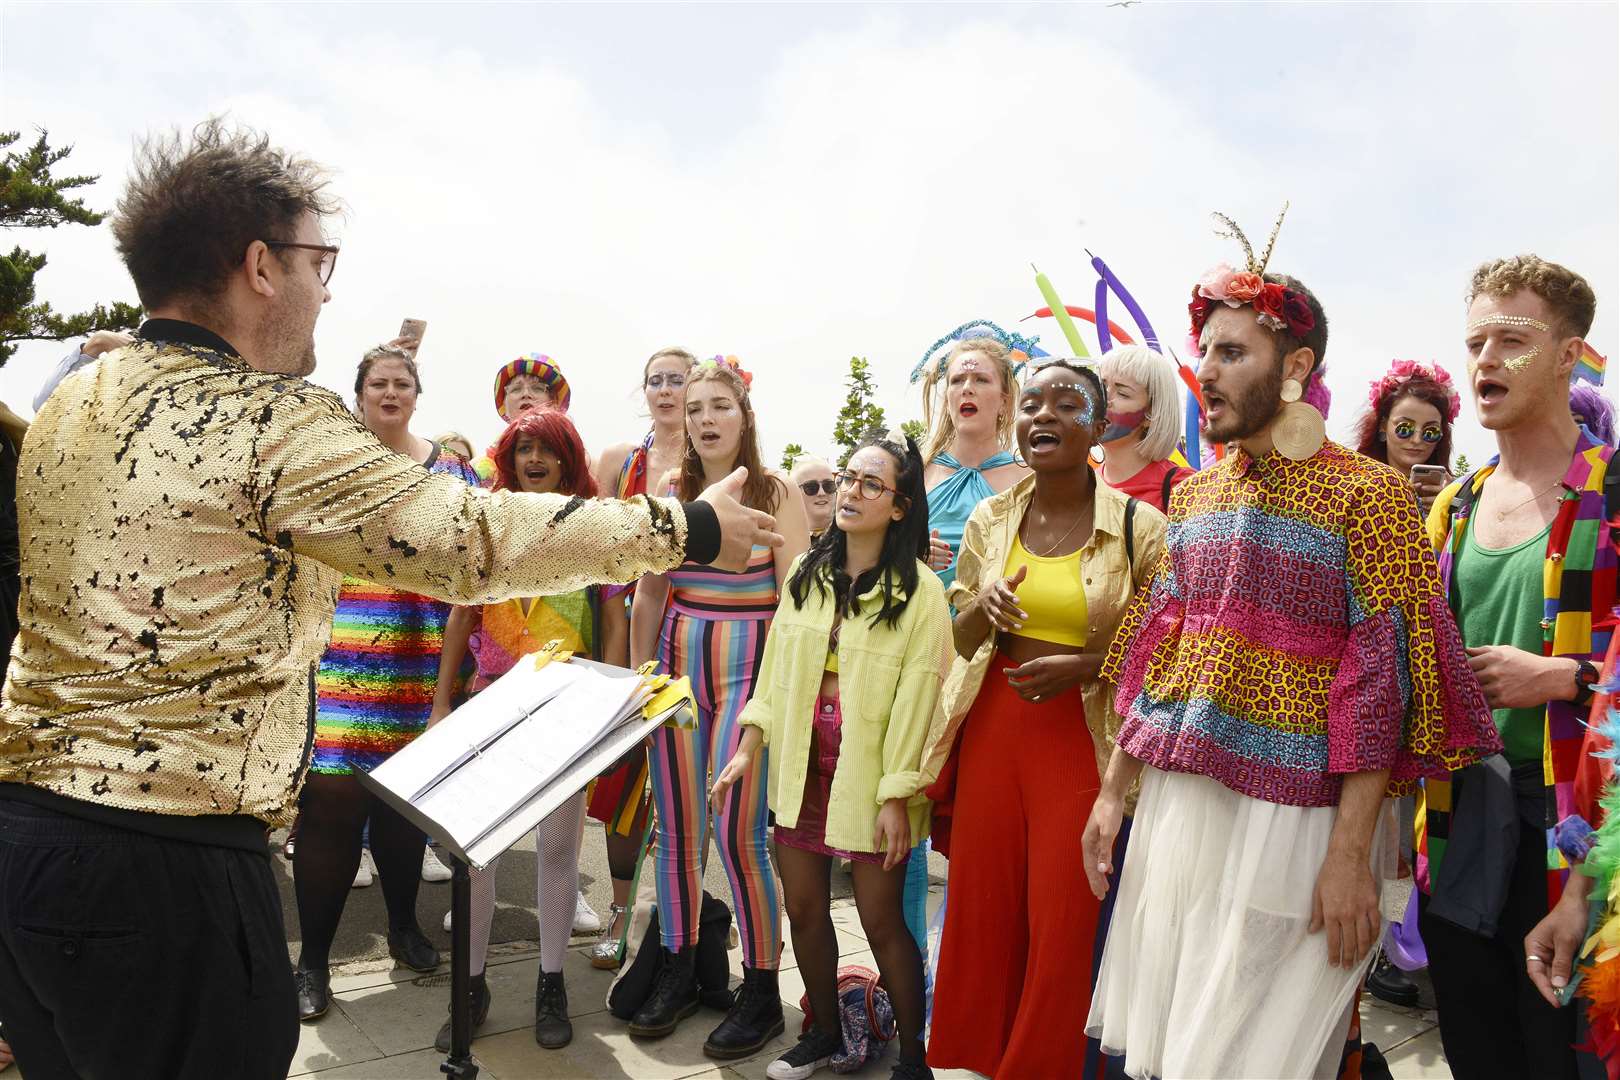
[{"x1": 1274, "y1": 378, "x2": 1325, "y2": 461}]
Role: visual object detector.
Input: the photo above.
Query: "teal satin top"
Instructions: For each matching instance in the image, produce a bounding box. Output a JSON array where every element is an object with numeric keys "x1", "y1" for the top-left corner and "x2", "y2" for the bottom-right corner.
[{"x1": 927, "y1": 450, "x2": 1017, "y2": 594}]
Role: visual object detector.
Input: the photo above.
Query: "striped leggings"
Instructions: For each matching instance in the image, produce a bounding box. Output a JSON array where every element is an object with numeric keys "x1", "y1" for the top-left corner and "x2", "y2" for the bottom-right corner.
[{"x1": 648, "y1": 611, "x2": 781, "y2": 969}]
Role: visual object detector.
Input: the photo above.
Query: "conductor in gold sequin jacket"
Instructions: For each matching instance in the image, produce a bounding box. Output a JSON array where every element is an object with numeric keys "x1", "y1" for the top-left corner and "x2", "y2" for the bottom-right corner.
[{"x1": 0, "y1": 119, "x2": 780, "y2": 1080}]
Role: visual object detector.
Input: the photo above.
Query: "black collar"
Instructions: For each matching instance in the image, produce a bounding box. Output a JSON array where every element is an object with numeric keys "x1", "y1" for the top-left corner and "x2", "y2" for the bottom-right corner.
[{"x1": 137, "y1": 319, "x2": 242, "y2": 359}]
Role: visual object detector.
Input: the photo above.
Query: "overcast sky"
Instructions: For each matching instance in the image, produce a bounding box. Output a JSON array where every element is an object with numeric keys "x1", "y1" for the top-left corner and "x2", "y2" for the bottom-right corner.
[{"x1": 3, "y1": 2, "x2": 1616, "y2": 468}]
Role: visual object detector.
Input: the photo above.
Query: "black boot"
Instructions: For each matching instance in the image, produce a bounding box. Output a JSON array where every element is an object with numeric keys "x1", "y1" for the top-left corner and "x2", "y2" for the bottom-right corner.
[
  {"x1": 433, "y1": 973, "x2": 492, "y2": 1053},
  {"x1": 294, "y1": 966, "x2": 330, "y2": 1022},
  {"x1": 534, "y1": 969, "x2": 573, "y2": 1049},
  {"x1": 1366, "y1": 949, "x2": 1421, "y2": 1008},
  {"x1": 703, "y1": 965, "x2": 784, "y2": 1060},
  {"x1": 387, "y1": 925, "x2": 440, "y2": 972},
  {"x1": 627, "y1": 946, "x2": 700, "y2": 1038}
]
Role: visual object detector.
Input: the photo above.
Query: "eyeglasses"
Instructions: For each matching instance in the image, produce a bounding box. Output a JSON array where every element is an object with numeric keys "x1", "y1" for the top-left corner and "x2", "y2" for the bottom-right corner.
[
  {"x1": 646, "y1": 373, "x2": 687, "y2": 390},
  {"x1": 798, "y1": 479, "x2": 837, "y2": 497},
  {"x1": 267, "y1": 241, "x2": 339, "y2": 285},
  {"x1": 1393, "y1": 420, "x2": 1444, "y2": 444},
  {"x1": 836, "y1": 471, "x2": 900, "y2": 501}
]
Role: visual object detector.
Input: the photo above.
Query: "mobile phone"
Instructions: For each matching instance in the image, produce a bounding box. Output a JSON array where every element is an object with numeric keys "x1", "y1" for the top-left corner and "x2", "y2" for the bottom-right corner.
[
  {"x1": 399, "y1": 318, "x2": 427, "y2": 347},
  {"x1": 1410, "y1": 464, "x2": 1449, "y2": 484}
]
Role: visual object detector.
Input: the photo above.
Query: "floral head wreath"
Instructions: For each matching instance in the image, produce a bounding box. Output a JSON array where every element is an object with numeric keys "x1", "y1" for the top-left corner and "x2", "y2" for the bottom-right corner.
[
  {"x1": 1187, "y1": 202, "x2": 1316, "y2": 353},
  {"x1": 695, "y1": 354, "x2": 753, "y2": 390},
  {"x1": 909, "y1": 320, "x2": 1042, "y2": 384},
  {"x1": 1368, "y1": 360, "x2": 1461, "y2": 422}
]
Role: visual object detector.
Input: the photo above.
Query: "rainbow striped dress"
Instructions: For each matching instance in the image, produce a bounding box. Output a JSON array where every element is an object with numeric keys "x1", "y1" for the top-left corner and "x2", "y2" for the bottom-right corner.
[{"x1": 311, "y1": 448, "x2": 478, "y2": 775}]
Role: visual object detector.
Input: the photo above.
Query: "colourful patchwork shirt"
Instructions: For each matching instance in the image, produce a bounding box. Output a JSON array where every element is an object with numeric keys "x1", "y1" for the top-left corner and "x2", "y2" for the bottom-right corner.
[
  {"x1": 1102, "y1": 442, "x2": 1500, "y2": 808},
  {"x1": 1420, "y1": 434, "x2": 1619, "y2": 900}
]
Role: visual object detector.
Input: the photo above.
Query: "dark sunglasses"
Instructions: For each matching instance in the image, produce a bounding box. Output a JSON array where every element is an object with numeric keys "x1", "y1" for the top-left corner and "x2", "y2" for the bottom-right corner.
[{"x1": 798, "y1": 479, "x2": 837, "y2": 496}]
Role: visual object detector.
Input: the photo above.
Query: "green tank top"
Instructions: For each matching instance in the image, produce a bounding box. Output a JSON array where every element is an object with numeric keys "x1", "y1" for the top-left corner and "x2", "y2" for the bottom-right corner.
[{"x1": 1451, "y1": 519, "x2": 1551, "y2": 767}]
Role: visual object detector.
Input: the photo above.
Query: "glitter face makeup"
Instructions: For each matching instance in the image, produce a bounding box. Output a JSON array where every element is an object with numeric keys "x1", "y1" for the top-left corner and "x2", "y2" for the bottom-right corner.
[
  {"x1": 1466, "y1": 314, "x2": 1551, "y2": 333},
  {"x1": 957, "y1": 357, "x2": 982, "y2": 372},
  {"x1": 1503, "y1": 344, "x2": 1542, "y2": 371}
]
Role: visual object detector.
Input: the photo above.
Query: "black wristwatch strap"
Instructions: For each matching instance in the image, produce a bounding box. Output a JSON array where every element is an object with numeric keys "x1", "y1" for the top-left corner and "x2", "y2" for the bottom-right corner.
[{"x1": 1574, "y1": 659, "x2": 1600, "y2": 708}]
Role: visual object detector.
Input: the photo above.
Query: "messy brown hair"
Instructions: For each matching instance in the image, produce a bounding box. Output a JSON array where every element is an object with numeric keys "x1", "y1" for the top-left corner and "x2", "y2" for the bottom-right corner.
[
  {"x1": 676, "y1": 362, "x2": 784, "y2": 515},
  {"x1": 111, "y1": 117, "x2": 339, "y2": 310},
  {"x1": 1467, "y1": 255, "x2": 1596, "y2": 338}
]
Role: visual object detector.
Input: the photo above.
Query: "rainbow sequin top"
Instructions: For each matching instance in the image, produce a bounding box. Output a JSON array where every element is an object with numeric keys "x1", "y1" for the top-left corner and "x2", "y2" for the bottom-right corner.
[{"x1": 1101, "y1": 442, "x2": 1499, "y2": 807}]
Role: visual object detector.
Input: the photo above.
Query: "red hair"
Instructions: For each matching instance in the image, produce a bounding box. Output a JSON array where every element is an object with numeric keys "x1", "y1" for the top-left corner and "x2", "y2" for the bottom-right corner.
[{"x1": 491, "y1": 408, "x2": 598, "y2": 497}]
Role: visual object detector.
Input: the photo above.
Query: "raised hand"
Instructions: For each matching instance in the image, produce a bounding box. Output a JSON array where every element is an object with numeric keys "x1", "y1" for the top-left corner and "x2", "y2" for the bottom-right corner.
[
  {"x1": 978, "y1": 564, "x2": 1027, "y2": 633},
  {"x1": 698, "y1": 467, "x2": 784, "y2": 571},
  {"x1": 926, "y1": 529, "x2": 953, "y2": 572}
]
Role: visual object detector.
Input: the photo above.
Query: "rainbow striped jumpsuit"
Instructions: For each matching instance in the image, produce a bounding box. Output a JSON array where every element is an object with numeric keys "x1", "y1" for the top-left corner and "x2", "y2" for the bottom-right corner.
[{"x1": 648, "y1": 545, "x2": 781, "y2": 969}]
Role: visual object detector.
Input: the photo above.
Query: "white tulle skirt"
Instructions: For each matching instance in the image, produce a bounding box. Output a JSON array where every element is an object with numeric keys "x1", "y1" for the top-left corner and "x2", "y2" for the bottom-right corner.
[{"x1": 1086, "y1": 767, "x2": 1393, "y2": 1080}]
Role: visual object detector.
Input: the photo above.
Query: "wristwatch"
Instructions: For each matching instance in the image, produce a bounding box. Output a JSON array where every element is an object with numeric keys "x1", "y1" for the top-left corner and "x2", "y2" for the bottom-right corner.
[{"x1": 1574, "y1": 659, "x2": 1600, "y2": 708}]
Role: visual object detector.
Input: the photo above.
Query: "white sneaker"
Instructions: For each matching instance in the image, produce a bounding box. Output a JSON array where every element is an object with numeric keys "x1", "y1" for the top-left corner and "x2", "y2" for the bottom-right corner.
[
  {"x1": 352, "y1": 849, "x2": 375, "y2": 888},
  {"x1": 421, "y1": 846, "x2": 453, "y2": 883},
  {"x1": 572, "y1": 890, "x2": 602, "y2": 934},
  {"x1": 442, "y1": 908, "x2": 454, "y2": 933}
]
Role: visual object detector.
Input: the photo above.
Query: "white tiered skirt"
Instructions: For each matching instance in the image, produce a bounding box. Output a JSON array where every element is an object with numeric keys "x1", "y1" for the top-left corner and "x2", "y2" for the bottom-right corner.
[{"x1": 1086, "y1": 767, "x2": 1392, "y2": 1080}]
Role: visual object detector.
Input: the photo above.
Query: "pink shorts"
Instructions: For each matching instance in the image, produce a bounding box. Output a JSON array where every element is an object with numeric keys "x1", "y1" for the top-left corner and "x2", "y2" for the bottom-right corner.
[{"x1": 774, "y1": 695, "x2": 883, "y2": 865}]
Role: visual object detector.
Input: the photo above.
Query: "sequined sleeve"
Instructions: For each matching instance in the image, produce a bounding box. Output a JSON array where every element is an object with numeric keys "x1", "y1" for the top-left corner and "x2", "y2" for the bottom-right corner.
[
  {"x1": 1332, "y1": 468, "x2": 1499, "y2": 791},
  {"x1": 259, "y1": 393, "x2": 689, "y2": 604}
]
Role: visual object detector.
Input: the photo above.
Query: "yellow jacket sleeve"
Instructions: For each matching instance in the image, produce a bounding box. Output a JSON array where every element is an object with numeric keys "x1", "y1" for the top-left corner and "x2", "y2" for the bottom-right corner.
[{"x1": 875, "y1": 573, "x2": 951, "y2": 804}]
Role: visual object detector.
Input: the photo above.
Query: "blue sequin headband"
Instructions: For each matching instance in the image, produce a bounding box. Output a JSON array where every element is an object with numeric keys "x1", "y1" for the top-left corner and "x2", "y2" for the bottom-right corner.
[{"x1": 909, "y1": 320, "x2": 1045, "y2": 384}]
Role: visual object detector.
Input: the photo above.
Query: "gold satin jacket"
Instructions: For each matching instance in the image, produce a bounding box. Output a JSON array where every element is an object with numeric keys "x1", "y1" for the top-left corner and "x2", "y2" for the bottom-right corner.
[{"x1": 0, "y1": 336, "x2": 693, "y2": 824}]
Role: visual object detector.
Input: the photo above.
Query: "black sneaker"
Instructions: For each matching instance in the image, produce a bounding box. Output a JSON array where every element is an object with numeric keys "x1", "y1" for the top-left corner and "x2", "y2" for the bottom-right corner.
[
  {"x1": 766, "y1": 1027, "x2": 843, "y2": 1080},
  {"x1": 890, "y1": 1061, "x2": 934, "y2": 1080},
  {"x1": 534, "y1": 969, "x2": 573, "y2": 1049},
  {"x1": 294, "y1": 966, "x2": 330, "y2": 1022},
  {"x1": 387, "y1": 925, "x2": 441, "y2": 973},
  {"x1": 433, "y1": 973, "x2": 491, "y2": 1053}
]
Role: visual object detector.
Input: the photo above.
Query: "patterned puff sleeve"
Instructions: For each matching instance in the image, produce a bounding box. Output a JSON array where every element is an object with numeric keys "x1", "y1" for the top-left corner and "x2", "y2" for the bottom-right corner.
[{"x1": 1331, "y1": 468, "x2": 1500, "y2": 793}]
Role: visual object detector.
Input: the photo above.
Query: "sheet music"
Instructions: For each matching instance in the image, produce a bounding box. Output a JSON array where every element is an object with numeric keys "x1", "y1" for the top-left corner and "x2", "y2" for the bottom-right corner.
[
  {"x1": 371, "y1": 659, "x2": 655, "y2": 856},
  {"x1": 368, "y1": 659, "x2": 583, "y2": 800}
]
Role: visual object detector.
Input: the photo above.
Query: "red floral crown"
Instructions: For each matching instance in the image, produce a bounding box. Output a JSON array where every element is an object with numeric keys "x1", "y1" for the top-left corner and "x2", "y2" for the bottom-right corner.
[
  {"x1": 1368, "y1": 360, "x2": 1460, "y2": 422},
  {"x1": 1186, "y1": 203, "x2": 1316, "y2": 352}
]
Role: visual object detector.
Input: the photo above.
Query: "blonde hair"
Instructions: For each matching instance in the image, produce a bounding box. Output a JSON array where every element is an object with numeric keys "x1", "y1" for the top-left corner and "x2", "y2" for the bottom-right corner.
[
  {"x1": 435, "y1": 431, "x2": 475, "y2": 460},
  {"x1": 1099, "y1": 345, "x2": 1183, "y2": 462},
  {"x1": 919, "y1": 337, "x2": 1019, "y2": 463},
  {"x1": 1468, "y1": 255, "x2": 1596, "y2": 338}
]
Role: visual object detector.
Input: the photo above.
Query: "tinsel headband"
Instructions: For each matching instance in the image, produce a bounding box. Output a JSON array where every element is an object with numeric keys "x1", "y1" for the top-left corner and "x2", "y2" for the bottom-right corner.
[{"x1": 909, "y1": 320, "x2": 1041, "y2": 384}]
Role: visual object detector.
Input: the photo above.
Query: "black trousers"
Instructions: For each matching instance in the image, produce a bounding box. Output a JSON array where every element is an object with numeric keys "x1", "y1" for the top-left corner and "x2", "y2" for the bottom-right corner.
[
  {"x1": 0, "y1": 799, "x2": 298, "y2": 1080},
  {"x1": 1421, "y1": 817, "x2": 1578, "y2": 1080}
]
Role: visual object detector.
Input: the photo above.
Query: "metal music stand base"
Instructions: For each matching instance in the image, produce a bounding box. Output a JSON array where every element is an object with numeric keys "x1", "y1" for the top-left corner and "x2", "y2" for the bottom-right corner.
[{"x1": 440, "y1": 856, "x2": 479, "y2": 1079}]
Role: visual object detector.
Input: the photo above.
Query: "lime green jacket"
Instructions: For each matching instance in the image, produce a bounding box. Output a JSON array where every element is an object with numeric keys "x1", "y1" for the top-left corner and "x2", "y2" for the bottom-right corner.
[{"x1": 740, "y1": 556, "x2": 950, "y2": 853}]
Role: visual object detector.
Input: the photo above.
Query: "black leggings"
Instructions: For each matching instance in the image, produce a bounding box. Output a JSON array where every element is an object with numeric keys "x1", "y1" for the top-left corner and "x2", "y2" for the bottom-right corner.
[
  {"x1": 777, "y1": 844, "x2": 926, "y2": 1065},
  {"x1": 293, "y1": 771, "x2": 427, "y2": 972}
]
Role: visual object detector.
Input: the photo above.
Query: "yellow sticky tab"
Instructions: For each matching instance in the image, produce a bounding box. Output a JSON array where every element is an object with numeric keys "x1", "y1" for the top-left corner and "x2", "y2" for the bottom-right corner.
[
  {"x1": 529, "y1": 640, "x2": 575, "y2": 670},
  {"x1": 644, "y1": 676, "x2": 697, "y2": 728}
]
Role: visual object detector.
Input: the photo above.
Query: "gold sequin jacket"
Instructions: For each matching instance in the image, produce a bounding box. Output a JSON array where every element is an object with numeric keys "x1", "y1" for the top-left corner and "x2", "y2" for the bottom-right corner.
[{"x1": 0, "y1": 333, "x2": 697, "y2": 825}]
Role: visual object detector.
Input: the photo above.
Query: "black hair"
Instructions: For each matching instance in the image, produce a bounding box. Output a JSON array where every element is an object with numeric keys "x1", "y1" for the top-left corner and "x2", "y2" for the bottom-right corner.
[
  {"x1": 1025, "y1": 358, "x2": 1108, "y2": 418},
  {"x1": 787, "y1": 430, "x2": 929, "y2": 630}
]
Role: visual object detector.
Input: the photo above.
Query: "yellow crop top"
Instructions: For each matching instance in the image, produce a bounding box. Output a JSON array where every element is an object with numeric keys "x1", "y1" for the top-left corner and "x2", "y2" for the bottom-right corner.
[{"x1": 1002, "y1": 532, "x2": 1088, "y2": 647}]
